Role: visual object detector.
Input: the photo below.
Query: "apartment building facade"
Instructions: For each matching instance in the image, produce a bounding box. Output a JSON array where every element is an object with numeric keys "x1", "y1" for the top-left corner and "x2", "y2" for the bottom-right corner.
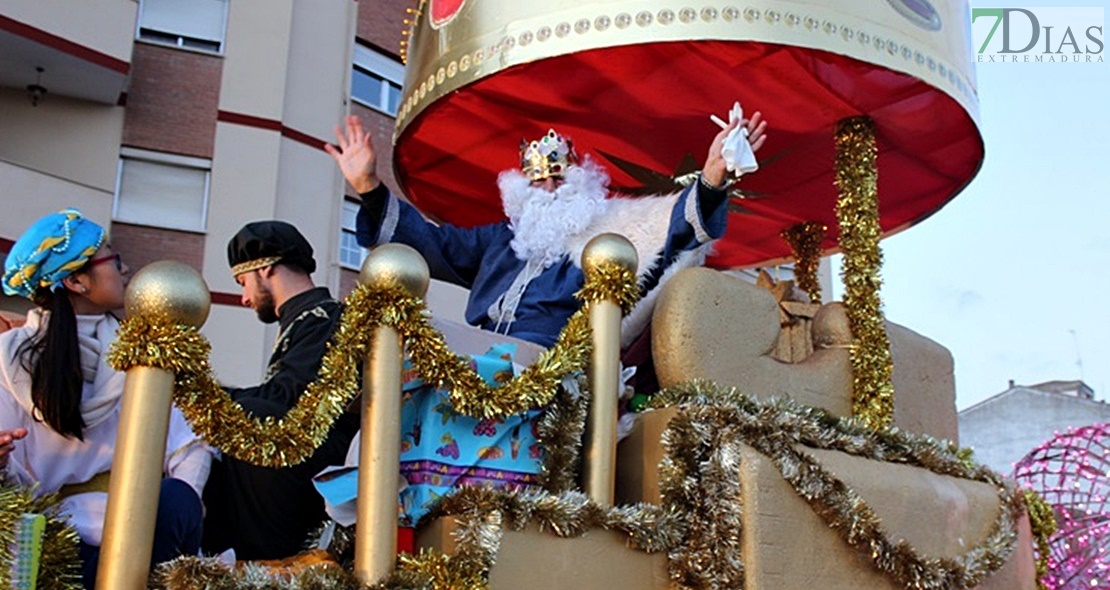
[{"x1": 0, "y1": 0, "x2": 461, "y2": 385}]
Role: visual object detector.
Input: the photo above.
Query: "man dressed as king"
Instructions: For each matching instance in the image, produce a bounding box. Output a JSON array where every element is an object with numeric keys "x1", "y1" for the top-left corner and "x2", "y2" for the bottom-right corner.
[
  {"x1": 326, "y1": 112, "x2": 767, "y2": 348},
  {"x1": 321, "y1": 113, "x2": 766, "y2": 527}
]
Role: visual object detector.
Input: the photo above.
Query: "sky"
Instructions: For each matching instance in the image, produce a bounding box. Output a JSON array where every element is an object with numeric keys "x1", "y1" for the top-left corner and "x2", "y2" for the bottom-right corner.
[{"x1": 834, "y1": 0, "x2": 1109, "y2": 410}]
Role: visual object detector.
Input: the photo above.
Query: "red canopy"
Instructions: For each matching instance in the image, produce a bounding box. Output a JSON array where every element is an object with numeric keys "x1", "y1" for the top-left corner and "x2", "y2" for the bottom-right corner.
[{"x1": 394, "y1": 40, "x2": 983, "y2": 268}]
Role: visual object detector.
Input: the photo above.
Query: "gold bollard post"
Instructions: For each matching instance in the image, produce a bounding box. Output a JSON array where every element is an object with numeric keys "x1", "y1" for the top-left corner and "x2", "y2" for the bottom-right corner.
[
  {"x1": 355, "y1": 244, "x2": 430, "y2": 585},
  {"x1": 580, "y1": 234, "x2": 638, "y2": 507},
  {"x1": 97, "y1": 262, "x2": 210, "y2": 590}
]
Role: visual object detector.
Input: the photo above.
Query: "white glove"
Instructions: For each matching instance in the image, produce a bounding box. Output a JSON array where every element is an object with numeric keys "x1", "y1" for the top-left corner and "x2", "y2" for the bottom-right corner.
[{"x1": 712, "y1": 101, "x2": 759, "y2": 177}]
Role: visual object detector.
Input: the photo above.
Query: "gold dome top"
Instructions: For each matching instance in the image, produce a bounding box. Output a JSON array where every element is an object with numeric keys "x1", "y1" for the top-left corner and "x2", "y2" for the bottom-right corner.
[
  {"x1": 582, "y1": 233, "x2": 639, "y2": 275},
  {"x1": 125, "y1": 261, "x2": 211, "y2": 328},
  {"x1": 359, "y1": 243, "x2": 431, "y2": 297}
]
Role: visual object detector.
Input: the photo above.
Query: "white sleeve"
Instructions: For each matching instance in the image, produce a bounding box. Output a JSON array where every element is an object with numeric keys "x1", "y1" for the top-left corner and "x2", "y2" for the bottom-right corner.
[
  {"x1": 165, "y1": 441, "x2": 212, "y2": 498},
  {"x1": 163, "y1": 408, "x2": 214, "y2": 498},
  {"x1": 0, "y1": 390, "x2": 34, "y2": 488}
]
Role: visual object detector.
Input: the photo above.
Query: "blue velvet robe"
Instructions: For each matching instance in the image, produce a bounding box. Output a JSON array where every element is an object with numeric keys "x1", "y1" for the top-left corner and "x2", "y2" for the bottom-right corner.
[{"x1": 356, "y1": 179, "x2": 728, "y2": 347}]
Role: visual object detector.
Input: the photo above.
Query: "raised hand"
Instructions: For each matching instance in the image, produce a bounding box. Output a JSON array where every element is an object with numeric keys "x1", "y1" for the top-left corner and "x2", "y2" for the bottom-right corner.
[
  {"x1": 0, "y1": 428, "x2": 27, "y2": 469},
  {"x1": 324, "y1": 115, "x2": 381, "y2": 194},
  {"x1": 745, "y1": 111, "x2": 768, "y2": 153},
  {"x1": 701, "y1": 110, "x2": 768, "y2": 188}
]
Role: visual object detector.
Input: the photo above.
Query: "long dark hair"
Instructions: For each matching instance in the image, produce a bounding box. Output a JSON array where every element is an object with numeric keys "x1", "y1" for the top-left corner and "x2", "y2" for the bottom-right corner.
[{"x1": 14, "y1": 286, "x2": 86, "y2": 439}]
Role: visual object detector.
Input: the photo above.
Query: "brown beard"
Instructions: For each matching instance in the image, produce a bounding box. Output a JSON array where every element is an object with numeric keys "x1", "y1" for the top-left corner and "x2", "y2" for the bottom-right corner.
[{"x1": 253, "y1": 283, "x2": 278, "y2": 324}]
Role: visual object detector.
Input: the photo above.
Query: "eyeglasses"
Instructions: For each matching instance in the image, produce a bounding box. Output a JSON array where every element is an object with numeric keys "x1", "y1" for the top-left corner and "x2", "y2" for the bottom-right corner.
[{"x1": 86, "y1": 253, "x2": 123, "y2": 272}]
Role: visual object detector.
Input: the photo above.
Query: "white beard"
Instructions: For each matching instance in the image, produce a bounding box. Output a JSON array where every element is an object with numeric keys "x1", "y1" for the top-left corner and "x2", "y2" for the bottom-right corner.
[{"x1": 498, "y1": 157, "x2": 610, "y2": 268}]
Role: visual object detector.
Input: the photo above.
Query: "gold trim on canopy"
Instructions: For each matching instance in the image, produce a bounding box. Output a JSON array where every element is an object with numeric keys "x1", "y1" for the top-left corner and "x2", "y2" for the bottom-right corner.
[{"x1": 397, "y1": 0, "x2": 978, "y2": 141}]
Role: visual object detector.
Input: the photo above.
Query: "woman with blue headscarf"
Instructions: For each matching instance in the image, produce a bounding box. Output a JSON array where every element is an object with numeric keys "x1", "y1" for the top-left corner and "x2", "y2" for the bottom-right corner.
[{"x1": 0, "y1": 208, "x2": 213, "y2": 588}]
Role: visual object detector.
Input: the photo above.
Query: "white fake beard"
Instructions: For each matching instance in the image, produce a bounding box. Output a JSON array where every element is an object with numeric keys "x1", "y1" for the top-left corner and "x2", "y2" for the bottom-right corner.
[{"x1": 498, "y1": 157, "x2": 610, "y2": 267}]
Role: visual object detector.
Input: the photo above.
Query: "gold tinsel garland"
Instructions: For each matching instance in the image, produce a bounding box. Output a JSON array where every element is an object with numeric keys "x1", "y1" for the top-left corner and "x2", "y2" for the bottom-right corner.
[
  {"x1": 834, "y1": 116, "x2": 896, "y2": 430},
  {"x1": 533, "y1": 374, "x2": 590, "y2": 493},
  {"x1": 429, "y1": 486, "x2": 683, "y2": 553},
  {"x1": 781, "y1": 221, "x2": 827, "y2": 304},
  {"x1": 658, "y1": 403, "x2": 746, "y2": 589},
  {"x1": 150, "y1": 553, "x2": 439, "y2": 590},
  {"x1": 401, "y1": 486, "x2": 683, "y2": 590},
  {"x1": 109, "y1": 315, "x2": 360, "y2": 469},
  {"x1": 151, "y1": 556, "x2": 358, "y2": 590},
  {"x1": 151, "y1": 379, "x2": 1022, "y2": 590},
  {"x1": 157, "y1": 486, "x2": 679, "y2": 590},
  {"x1": 406, "y1": 262, "x2": 638, "y2": 419},
  {"x1": 651, "y1": 381, "x2": 1022, "y2": 590},
  {"x1": 1022, "y1": 489, "x2": 1057, "y2": 590},
  {"x1": 396, "y1": 262, "x2": 637, "y2": 420},
  {"x1": 287, "y1": 379, "x2": 591, "y2": 585},
  {"x1": 0, "y1": 476, "x2": 83, "y2": 590},
  {"x1": 397, "y1": 550, "x2": 486, "y2": 590},
  {"x1": 108, "y1": 262, "x2": 638, "y2": 468}
]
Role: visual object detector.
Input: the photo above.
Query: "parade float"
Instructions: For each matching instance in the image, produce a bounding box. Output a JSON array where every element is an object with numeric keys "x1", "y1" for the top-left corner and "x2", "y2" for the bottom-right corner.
[{"x1": 2, "y1": 0, "x2": 1051, "y2": 588}]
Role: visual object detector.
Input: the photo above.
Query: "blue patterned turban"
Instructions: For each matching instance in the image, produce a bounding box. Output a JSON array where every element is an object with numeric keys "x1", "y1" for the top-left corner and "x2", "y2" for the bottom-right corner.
[{"x1": 3, "y1": 208, "x2": 106, "y2": 299}]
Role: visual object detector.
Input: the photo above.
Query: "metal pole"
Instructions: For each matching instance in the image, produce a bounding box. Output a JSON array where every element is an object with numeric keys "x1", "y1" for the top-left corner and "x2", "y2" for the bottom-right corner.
[
  {"x1": 580, "y1": 234, "x2": 637, "y2": 507},
  {"x1": 97, "y1": 261, "x2": 210, "y2": 589},
  {"x1": 353, "y1": 244, "x2": 429, "y2": 585}
]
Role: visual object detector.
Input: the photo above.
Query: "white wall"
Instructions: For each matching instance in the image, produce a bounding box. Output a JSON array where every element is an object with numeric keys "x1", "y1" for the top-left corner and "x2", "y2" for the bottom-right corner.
[{"x1": 959, "y1": 388, "x2": 1110, "y2": 474}]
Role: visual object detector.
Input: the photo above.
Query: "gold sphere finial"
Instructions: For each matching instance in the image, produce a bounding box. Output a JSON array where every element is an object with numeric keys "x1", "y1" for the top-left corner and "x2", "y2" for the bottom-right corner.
[
  {"x1": 581, "y1": 233, "x2": 638, "y2": 274},
  {"x1": 125, "y1": 261, "x2": 211, "y2": 327},
  {"x1": 359, "y1": 243, "x2": 430, "y2": 297}
]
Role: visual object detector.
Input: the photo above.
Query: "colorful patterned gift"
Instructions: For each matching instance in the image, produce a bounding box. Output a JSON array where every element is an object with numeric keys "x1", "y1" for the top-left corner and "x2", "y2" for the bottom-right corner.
[{"x1": 398, "y1": 343, "x2": 543, "y2": 525}]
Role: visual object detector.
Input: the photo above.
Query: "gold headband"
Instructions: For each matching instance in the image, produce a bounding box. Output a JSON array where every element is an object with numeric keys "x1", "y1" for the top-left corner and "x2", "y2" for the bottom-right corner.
[{"x1": 231, "y1": 256, "x2": 281, "y2": 277}]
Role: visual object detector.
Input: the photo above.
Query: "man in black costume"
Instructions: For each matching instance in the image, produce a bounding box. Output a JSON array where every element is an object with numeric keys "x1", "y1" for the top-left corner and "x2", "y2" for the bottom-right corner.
[{"x1": 201, "y1": 220, "x2": 359, "y2": 560}]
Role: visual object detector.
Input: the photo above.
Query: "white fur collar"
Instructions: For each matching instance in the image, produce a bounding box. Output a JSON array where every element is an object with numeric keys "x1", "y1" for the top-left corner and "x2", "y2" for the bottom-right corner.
[
  {"x1": 565, "y1": 193, "x2": 680, "y2": 280},
  {"x1": 561, "y1": 192, "x2": 717, "y2": 347},
  {"x1": 496, "y1": 168, "x2": 717, "y2": 347}
]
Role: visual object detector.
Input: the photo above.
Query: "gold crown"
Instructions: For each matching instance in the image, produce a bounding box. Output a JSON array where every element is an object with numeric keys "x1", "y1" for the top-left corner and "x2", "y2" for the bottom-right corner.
[{"x1": 520, "y1": 129, "x2": 576, "y2": 181}]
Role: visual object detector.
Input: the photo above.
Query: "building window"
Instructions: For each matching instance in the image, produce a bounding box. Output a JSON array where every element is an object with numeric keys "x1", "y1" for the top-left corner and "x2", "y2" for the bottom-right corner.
[
  {"x1": 136, "y1": 0, "x2": 229, "y2": 54},
  {"x1": 114, "y1": 148, "x2": 211, "y2": 232},
  {"x1": 340, "y1": 200, "x2": 368, "y2": 269},
  {"x1": 352, "y1": 44, "x2": 404, "y2": 116}
]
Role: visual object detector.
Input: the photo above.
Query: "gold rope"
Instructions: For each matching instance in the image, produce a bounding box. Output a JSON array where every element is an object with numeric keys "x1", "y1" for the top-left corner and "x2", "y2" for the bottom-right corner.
[
  {"x1": 780, "y1": 221, "x2": 827, "y2": 303},
  {"x1": 108, "y1": 262, "x2": 639, "y2": 468},
  {"x1": 834, "y1": 116, "x2": 896, "y2": 430}
]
